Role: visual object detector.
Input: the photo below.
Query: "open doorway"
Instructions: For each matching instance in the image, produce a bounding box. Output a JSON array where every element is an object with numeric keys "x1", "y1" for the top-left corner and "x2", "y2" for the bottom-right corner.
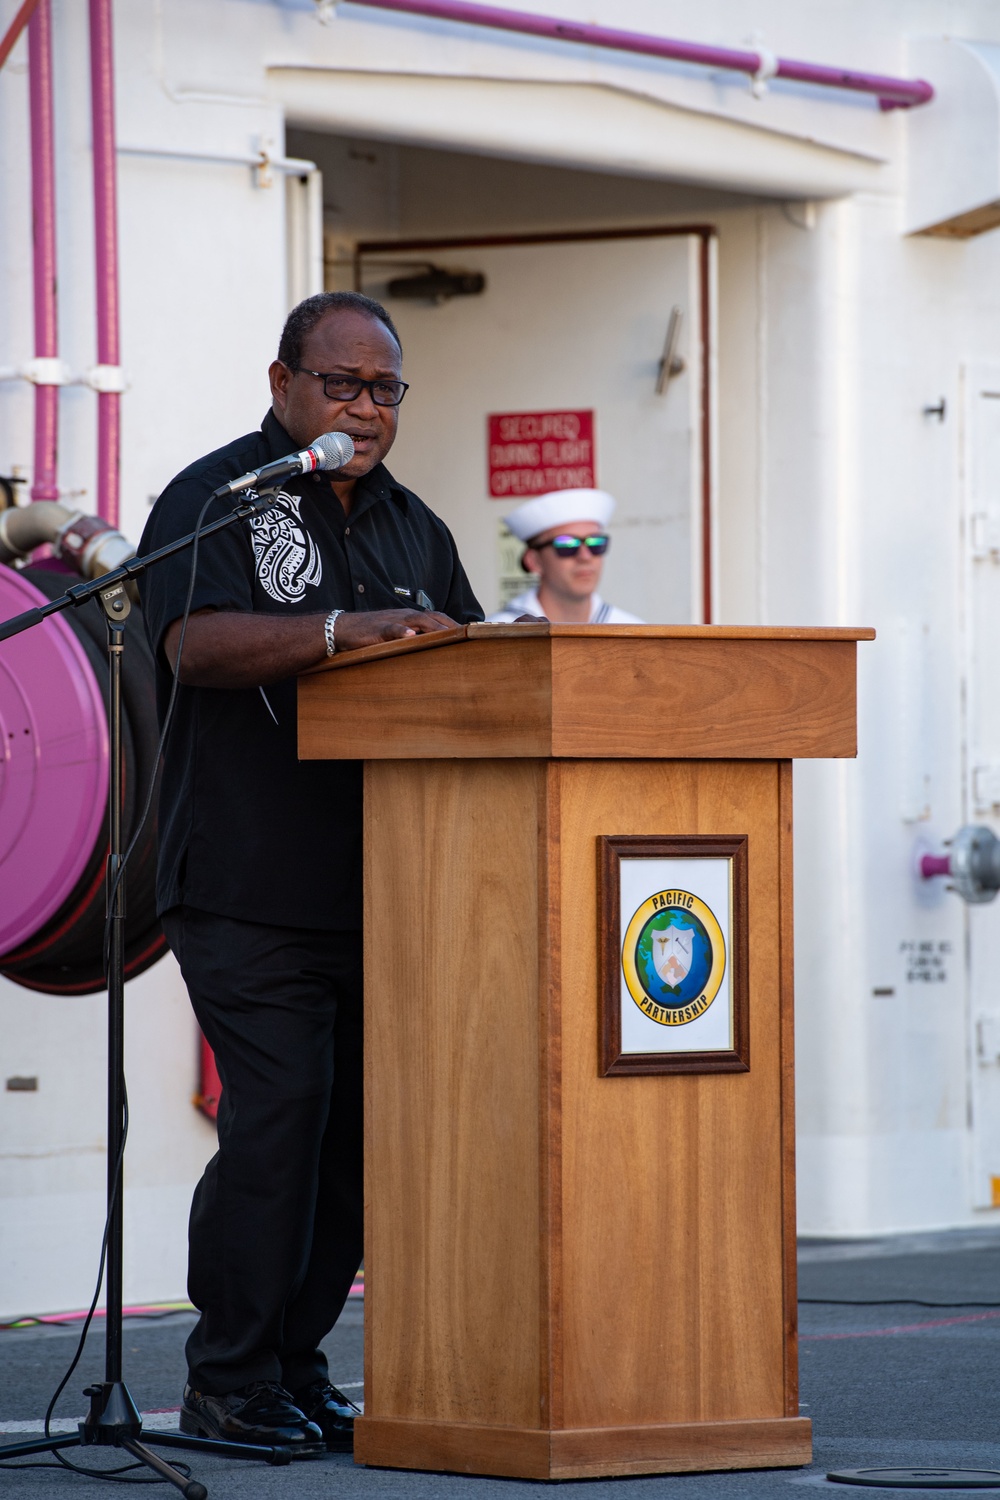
[
  {"x1": 358, "y1": 227, "x2": 710, "y2": 624},
  {"x1": 286, "y1": 132, "x2": 730, "y2": 621}
]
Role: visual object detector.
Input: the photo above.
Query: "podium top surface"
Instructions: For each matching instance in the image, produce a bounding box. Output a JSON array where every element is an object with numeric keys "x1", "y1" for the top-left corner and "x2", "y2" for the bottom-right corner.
[
  {"x1": 298, "y1": 622, "x2": 874, "y2": 761},
  {"x1": 309, "y1": 620, "x2": 874, "y2": 671}
]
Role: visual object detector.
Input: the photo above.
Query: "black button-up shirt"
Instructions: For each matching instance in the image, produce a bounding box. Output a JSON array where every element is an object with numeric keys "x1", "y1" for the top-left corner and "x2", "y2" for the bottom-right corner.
[{"x1": 139, "y1": 410, "x2": 483, "y2": 930}]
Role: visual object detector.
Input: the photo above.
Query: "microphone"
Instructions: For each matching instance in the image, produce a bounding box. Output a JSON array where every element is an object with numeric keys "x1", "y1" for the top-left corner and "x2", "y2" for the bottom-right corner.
[{"x1": 215, "y1": 431, "x2": 355, "y2": 499}]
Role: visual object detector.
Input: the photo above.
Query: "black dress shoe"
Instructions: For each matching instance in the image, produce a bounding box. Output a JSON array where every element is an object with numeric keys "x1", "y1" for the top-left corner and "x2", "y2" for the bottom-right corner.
[
  {"x1": 180, "y1": 1381, "x2": 325, "y2": 1457},
  {"x1": 291, "y1": 1380, "x2": 360, "y2": 1452}
]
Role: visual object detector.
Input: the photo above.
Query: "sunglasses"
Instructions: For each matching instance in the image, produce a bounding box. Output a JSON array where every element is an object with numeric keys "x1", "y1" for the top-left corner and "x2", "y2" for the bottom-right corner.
[{"x1": 534, "y1": 533, "x2": 610, "y2": 557}]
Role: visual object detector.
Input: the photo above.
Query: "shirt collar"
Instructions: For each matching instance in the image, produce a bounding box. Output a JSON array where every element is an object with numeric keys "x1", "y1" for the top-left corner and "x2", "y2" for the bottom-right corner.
[
  {"x1": 319, "y1": 460, "x2": 403, "y2": 526},
  {"x1": 262, "y1": 407, "x2": 294, "y2": 459}
]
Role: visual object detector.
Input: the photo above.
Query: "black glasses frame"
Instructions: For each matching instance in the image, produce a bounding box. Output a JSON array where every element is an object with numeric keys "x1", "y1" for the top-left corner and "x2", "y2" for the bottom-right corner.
[
  {"x1": 534, "y1": 533, "x2": 610, "y2": 557},
  {"x1": 291, "y1": 367, "x2": 410, "y2": 407}
]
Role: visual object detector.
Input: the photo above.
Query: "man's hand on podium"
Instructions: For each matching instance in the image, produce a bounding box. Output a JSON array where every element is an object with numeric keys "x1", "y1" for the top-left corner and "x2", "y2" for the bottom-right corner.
[
  {"x1": 164, "y1": 605, "x2": 458, "y2": 690},
  {"x1": 334, "y1": 608, "x2": 457, "y2": 651}
]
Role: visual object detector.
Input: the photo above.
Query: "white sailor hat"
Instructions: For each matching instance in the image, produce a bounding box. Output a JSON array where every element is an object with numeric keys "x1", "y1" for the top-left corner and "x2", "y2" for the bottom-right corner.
[{"x1": 503, "y1": 488, "x2": 616, "y2": 543}]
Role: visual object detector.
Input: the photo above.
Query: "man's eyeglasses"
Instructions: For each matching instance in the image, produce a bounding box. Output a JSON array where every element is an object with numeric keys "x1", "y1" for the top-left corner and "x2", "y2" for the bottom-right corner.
[
  {"x1": 534, "y1": 533, "x2": 610, "y2": 557},
  {"x1": 291, "y1": 368, "x2": 409, "y2": 407}
]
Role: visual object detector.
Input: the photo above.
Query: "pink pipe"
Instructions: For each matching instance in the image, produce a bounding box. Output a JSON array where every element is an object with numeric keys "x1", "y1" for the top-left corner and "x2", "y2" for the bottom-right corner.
[
  {"x1": 349, "y1": 0, "x2": 934, "y2": 109},
  {"x1": 920, "y1": 854, "x2": 951, "y2": 880},
  {"x1": 28, "y1": 0, "x2": 59, "y2": 502},
  {"x1": 89, "y1": 0, "x2": 121, "y2": 528}
]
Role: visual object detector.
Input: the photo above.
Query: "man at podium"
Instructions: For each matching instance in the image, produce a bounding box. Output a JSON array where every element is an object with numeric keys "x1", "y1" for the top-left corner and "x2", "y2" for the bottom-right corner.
[{"x1": 139, "y1": 291, "x2": 482, "y2": 1456}]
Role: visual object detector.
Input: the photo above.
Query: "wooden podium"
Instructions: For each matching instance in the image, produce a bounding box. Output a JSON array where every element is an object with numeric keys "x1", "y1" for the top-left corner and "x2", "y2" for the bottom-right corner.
[{"x1": 298, "y1": 623, "x2": 871, "y2": 1481}]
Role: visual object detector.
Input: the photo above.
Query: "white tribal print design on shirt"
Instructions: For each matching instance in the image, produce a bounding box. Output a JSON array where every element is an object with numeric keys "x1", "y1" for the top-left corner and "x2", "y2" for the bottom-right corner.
[{"x1": 247, "y1": 491, "x2": 322, "y2": 604}]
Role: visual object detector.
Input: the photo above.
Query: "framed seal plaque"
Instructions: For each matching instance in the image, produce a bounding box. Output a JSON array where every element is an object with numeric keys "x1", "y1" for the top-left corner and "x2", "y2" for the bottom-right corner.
[{"x1": 598, "y1": 835, "x2": 749, "y2": 1076}]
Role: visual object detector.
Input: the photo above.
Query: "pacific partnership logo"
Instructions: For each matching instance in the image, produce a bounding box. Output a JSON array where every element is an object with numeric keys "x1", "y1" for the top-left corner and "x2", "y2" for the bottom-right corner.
[{"x1": 621, "y1": 889, "x2": 726, "y2": 1026}]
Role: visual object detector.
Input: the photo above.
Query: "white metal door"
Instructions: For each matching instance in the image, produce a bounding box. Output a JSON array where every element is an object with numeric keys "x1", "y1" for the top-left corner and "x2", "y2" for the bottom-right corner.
[
  {"x1": 963, "y1": 364, "x2": 1000, "y2": 1207},
  {"x1": 375, "y1": 234, "x2": 705, "y2": 622}
]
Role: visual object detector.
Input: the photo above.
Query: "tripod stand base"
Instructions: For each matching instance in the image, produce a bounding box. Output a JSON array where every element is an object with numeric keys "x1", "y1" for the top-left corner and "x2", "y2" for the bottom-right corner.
[
  {"x1": 148, "y1": 1427, "x2": 293, "y2": 1463},
  {"x1": 121, "y1": 1436, "x2": 209, "y2": 1500},
  {"x1": 0, "y1": 1433, "x2": 81, "y2": 1459},
  {"x1": 82, "y1": 1380, "x2": 141, "y2": 1440},
  {"x1": 0, "y1": 1380, "x2": 293, "y2": 1498}
]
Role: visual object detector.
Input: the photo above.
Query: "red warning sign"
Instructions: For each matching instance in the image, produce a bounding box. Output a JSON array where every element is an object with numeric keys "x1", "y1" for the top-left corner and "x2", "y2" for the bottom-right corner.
[{"x1": 487, "y1": 410, "x2": 595, "y2": 498}]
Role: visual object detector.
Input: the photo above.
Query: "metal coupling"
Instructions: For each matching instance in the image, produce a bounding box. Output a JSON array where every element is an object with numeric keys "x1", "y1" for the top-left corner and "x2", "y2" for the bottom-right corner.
[
  {"x1": 0, "y1": 502, "x2": 136, "y2": 595},
  {"x1": 920, "y1": 825, "x2": 1000, "y2": 903}
]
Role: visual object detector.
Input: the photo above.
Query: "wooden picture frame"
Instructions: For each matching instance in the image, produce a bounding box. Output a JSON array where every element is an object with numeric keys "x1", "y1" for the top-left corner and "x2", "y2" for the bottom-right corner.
[{"x1": 598, "y1": 834, "x2": 750, "y2": 1076}]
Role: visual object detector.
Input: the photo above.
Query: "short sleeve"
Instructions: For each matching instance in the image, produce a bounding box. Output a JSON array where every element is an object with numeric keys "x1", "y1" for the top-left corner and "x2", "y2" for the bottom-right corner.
[
  {"x1": 439, "y1": 523, "x2": 484, "y2": 624},
  {"x1": 138, "y1": 478, "x2": 256, "y2": 665}
]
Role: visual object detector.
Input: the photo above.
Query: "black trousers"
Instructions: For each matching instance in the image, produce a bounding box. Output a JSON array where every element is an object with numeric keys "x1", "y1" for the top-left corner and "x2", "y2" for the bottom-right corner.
[{"x1": 161, "y1": 906, "x2": 364, "y2": 1396}]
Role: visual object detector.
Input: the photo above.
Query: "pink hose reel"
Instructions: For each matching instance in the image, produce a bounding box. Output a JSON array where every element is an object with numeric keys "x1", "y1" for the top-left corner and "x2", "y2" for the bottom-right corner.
[
  {"x1": 0, "y1": 566, "x2": 108, "y2": 953},
  {"x1": 0, "y1": 565, "x2": 167, "y2": 991}
]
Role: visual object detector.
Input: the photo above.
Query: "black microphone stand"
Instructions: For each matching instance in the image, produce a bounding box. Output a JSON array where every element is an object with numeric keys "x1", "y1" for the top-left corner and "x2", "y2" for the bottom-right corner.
[{"x1": 0, "y1": 489, "x2": 295, "y2": 1499}]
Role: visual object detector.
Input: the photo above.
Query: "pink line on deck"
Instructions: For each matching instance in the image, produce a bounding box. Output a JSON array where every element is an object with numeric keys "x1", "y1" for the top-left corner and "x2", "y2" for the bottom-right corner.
[{"x1": 803, "y1": 1310, "x2": 1000, "y2": 1340}]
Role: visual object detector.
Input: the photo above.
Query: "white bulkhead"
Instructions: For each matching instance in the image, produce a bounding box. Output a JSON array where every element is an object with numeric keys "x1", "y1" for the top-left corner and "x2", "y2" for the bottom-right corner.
[{"x1": 2, "y1": 0, "x2": 1000, "y2": 1313}]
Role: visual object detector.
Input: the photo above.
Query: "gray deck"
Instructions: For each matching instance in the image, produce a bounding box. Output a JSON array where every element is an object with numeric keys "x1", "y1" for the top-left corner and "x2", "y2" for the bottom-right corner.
[{"x1": 2, "y1": 1228, "x2": 1000, "y2": 1497}]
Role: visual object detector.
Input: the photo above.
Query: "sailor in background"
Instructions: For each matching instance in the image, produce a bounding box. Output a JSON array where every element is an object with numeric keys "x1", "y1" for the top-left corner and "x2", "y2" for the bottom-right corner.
[{"x1": 489, "y1": 488, "x2": 644, "y2": 625}]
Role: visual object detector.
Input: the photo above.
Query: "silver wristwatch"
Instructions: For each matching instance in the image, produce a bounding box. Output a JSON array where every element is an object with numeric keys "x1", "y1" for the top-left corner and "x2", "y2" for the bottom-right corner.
[{"x1": 324, "y1": 609, "x2": 345, "y2": 657}]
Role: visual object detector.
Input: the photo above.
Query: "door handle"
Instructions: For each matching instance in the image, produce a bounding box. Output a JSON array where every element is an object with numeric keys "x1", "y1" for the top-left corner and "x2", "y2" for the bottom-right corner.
[{"x1": 655, "y1": 306, "x2": 686, "y2": 395}]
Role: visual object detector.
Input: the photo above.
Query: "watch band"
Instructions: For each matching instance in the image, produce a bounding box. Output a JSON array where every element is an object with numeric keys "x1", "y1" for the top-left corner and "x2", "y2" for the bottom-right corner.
[{"x1": 324, "y1": 609, "x2": 344, "y2": 657}]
